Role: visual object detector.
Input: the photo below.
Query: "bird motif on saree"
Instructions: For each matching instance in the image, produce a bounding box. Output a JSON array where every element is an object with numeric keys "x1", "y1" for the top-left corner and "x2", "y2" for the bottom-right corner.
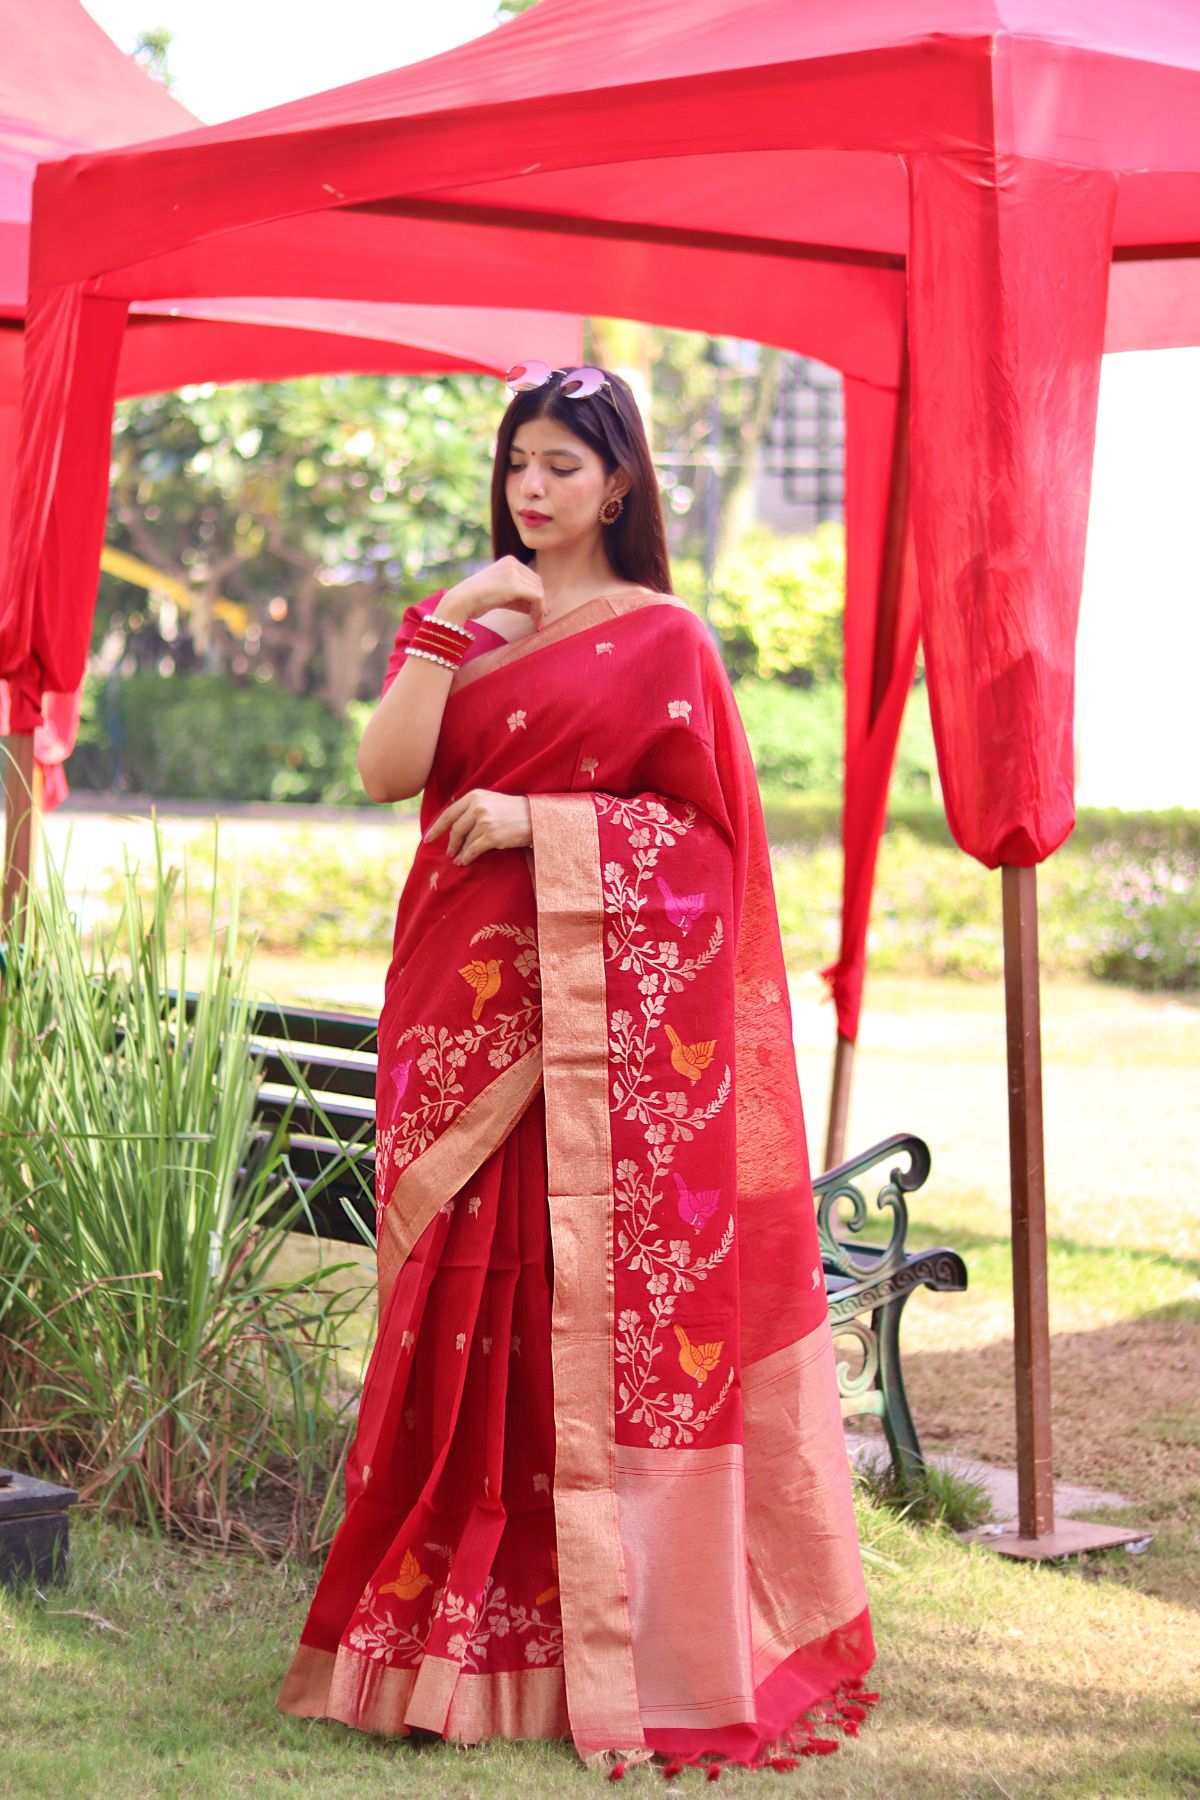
[
  {"x1": 673, "y1": 1322, "x2": 724, "y2": 1386},
  {"x1": 663, "y1": 1020, "x2": 716, "y2": 1083},
  {"x1": 655, "y1": 872, "x2": 705, "y2": 934},
  {"x1": 458, "y1": 956, "x2": 503, "y2": 1020},
  {"x1": 672, "y1": 1169, "x2": 722, "y2": 1231},
  {"x1": 379, "y1": 1548, "x2": 431, "y2": 1601}
]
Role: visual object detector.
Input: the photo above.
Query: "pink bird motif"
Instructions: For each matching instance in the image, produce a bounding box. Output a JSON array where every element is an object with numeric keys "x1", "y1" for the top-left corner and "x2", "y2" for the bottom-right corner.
[
  {"x1": 673, "y1": 1169, "x2": 721, "y2": 1232},
  {"x1": 390, "y1": 1060, "x2": 412, "y2": 1105},
  {"x1": 655, "y1": 873, "x2": 705, "y2": 934}
]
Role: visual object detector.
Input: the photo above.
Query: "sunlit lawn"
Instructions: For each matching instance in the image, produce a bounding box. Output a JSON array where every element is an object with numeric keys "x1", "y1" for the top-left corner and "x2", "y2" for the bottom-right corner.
[{"x1": 8, "y1": 804, "x2": 1196, "y2": 1796}]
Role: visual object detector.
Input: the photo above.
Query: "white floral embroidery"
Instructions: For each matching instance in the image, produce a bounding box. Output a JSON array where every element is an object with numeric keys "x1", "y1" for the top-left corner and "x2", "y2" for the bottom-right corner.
[
  {"x1": 812, "y1": 1262, "x2": 823, "y2": 1290},
  {"x1": 347, "y1": 1581, "x2": 436, "y2": 1668},
  {"x1": 401, "y1": 1330, "x2": 415, "y2": 1352},
  {"x1": 482, "y1": 1336, "x2": 493, "y2": 1355},
  {"x1": 598, "y1": 794, "x2": 735, "y2": 1449},
  {"x1": 507, "y1": 709, "x2": 528, "y2": 731},
  {"x1": 510, "y1": 1333, "x2": 522, "y2": 1357},
  {"x1": 579, "y1": 756, "x2": 599, "y2": 779},
  {"x1": 440, "y1": 1578, "x2": 562, "y2": 1672},
  {"x1": 595, "y1": 641, "x2": 614, "y2": 655},
  {"x1": 467, "y1": 1194, "x2": 482, "y2": 1217},
  {"x1": 390, "y1": 921, "x2": 541, "y2": 1174},
  {"x1": 439, "y1": 1196, "x2": 456, "y2": 1217},
  {"x1": 374, "y1": 1124, "x2": 398, "y2": 1232},
  {"x1": 667, "y1": 698, "x2": 692, "y2": 721},
  {"x1": 532, "y1": 1472, "x2": 550, "y2": 1493},
  {"x1": 757, "y1": 978, "x2": 782, "y2": 1003},
  {"x1": 455, "y1": 1332, "x2": 467, "y2": 1352},
  {"x1": 428, "y1": 869, "x2": 440, "y2": 888}
]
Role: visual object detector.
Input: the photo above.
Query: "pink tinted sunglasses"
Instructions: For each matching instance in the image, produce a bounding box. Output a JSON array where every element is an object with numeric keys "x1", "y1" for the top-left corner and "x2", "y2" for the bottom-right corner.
[{"x1": 505, "y1": 359, "x2": 613, "y2": 400}]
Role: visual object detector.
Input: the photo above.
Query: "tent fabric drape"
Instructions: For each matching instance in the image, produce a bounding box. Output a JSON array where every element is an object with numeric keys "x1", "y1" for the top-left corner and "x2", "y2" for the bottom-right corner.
[{"x1": 0, "y1": 0, "x2": 581, "y2": 808}]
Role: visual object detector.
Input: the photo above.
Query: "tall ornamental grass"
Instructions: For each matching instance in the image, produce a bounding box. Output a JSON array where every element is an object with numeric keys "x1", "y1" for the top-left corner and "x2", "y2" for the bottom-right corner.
[{"x1": 0, "y1": 819, "x2": 372, "y2": 1558}]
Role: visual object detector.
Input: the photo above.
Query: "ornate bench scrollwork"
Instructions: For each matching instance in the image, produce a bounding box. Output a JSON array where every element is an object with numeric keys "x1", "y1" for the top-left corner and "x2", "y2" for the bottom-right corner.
[{"x1": 813, "y1": 1133, "x2": 967, "y2": 1489}]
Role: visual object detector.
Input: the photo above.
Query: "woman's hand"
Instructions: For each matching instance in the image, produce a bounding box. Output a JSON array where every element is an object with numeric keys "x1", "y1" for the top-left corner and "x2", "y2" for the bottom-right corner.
[
  {"x1": 437, "y1": 557, "x2": 546, "y2": 630},
  {"x1": 423, "y1": 789, "x2": 533, "y2": 866}
]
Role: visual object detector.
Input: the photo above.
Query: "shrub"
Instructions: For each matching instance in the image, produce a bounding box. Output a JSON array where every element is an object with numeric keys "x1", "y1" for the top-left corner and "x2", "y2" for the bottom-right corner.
[
  {"x1": 0, "y1": 819, "x2": 368, "y2": 1555},
  {"x1": 72, "y1": 671, "x2": 367, "y2": 806}
]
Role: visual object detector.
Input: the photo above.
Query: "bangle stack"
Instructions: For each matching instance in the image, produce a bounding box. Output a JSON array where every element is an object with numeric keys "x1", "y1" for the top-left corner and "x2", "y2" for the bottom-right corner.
[{"x1": 404, "y1": 611, "x2": 475, "y2": 671}]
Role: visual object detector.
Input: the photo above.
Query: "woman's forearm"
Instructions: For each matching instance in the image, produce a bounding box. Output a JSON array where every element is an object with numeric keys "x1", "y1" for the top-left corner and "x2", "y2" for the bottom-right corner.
[{"x1": 356, "y1": 593, "x2": 472, "y2": 802}]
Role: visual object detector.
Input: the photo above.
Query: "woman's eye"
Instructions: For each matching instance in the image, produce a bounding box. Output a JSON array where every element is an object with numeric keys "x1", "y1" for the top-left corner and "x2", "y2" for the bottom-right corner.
[{"x1": 508, "y1": 461, "x2": 575, "y2": 475}]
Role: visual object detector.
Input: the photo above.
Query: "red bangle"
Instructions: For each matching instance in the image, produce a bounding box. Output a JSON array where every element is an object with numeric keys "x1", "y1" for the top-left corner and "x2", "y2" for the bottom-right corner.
[{"x1": 409, "y1": 621, "x2": 469, "y2": 668}]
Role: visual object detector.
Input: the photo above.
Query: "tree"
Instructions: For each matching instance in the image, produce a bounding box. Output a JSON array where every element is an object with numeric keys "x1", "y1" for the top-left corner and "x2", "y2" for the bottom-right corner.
[
  {"x1": 106, "y1": 374, "x2": 498, "y2": 713},
  {"x1": 132, "y1": 27, "x2": 174, "y2": 88}
]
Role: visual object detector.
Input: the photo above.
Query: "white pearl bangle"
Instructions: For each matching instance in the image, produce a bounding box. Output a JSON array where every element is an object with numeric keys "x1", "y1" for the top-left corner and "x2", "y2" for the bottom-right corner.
[
  {"x1": 404, "y1": 646, "x2": 458, "y2": 670},
  {"x1": 428, "y1": 611, "x2": 474, "y2": 639}
]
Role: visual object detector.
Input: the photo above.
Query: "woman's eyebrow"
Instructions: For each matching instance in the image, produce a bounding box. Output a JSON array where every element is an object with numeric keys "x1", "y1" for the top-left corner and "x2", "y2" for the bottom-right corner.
[{"x1": 510, "y1": 445, "x2": 583, "y2": 458}]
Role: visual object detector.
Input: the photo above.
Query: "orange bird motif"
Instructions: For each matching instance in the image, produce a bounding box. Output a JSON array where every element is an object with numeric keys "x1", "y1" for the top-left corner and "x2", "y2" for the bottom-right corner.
[
  {"x1": 673, "y1": 1322, "x2": 724, "y2": 1386},
  {"x1": 458, "y1": 956, "x2": 502, "y2": 1021},
  {"x1": 379, "y1": 1548, "x2": 431, "y2": 1601},
  {"x1": 535, "y1": 1549, "x2": 560, "y2": 1607},
  {"x1": 663, "y1": 1021, "x2": 716, "y2": 1084}
]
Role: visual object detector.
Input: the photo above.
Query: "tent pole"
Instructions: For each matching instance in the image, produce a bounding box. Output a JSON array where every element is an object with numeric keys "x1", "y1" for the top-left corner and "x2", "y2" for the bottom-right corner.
[
  {"x1": 2, "y1": 733, "x2": 37, "y2": 933},
  {"x1": 1001, "y1": 862, "x2": 1055, "y2": 1536},
  {"x1": 824, "y1": 341, "x2": 911, "y2": 1173},
  {"x1": 959, "y1": 865, "x2": 1152, "y2": 1557}
]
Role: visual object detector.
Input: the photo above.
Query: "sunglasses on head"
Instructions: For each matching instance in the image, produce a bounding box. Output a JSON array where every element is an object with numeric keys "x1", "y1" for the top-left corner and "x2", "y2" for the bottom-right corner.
[{"x1": 505, "y1": 360, "x2": 613, "y2": 401}]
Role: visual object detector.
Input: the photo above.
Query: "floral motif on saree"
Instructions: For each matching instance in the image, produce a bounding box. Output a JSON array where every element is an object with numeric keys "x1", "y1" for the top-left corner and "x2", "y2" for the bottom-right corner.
[{"x1": 277, "y1": 587, "x2": 880, "y2": 1771}]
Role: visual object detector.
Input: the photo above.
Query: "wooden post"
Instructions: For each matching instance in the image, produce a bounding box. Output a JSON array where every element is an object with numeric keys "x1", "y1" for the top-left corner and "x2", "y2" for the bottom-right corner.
[
  {"x1": 959, "y1": 865, "x2": 1153, "y2": 1558},
  {"x1": 824, "y1": 1032, "x2": 855, "y2": 1170},
  {"x1": 1002, "y1": 862, "x2": 1055, "y2": 1537},
  {"x1": 3, "y1": 733, "x2": 38, "y2": 932}
]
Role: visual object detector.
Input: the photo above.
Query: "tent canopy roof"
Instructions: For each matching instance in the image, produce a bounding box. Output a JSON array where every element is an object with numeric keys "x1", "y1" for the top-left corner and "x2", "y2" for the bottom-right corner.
[
  {"x1": 25, "y1": 0, "x2": 1200, "y2": 382},
  {"x1": 1, "y1": 0, "x2": 193, "y2": 310},
  {"x1": 0, "y1": 1, "x2": 578, "y2": 387}
]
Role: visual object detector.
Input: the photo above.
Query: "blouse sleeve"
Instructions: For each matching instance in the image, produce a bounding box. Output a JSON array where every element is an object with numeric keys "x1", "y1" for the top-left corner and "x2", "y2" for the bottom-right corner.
[{"x1": 380, "y1": 590, "x2": 448, "y2": 697}]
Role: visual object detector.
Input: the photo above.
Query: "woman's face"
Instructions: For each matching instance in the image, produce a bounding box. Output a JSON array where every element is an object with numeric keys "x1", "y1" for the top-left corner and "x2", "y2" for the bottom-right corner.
[{"x1": 505, "y1": 413, "x2": 628, "y2": 552}]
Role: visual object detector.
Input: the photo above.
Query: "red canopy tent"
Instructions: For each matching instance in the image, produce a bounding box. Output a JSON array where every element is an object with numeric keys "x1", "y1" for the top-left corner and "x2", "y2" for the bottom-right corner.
[
  {"x1": 0, "y1": 0, "x2": 579, "y2": 813},
  {"x1": 7, "y1": 0, "x2": 1198, "y2": 1553}
]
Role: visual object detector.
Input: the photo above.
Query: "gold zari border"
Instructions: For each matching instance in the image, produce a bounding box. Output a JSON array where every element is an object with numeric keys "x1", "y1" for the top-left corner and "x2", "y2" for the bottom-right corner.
[{"x1": 528, "y1": 792, "x2": 645, "y2": 1755}]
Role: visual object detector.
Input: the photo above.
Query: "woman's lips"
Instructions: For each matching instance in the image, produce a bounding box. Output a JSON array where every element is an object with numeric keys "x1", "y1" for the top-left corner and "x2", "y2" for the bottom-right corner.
[{"x1": 519, "y1": 511, "x2": 551, "y2": 525}]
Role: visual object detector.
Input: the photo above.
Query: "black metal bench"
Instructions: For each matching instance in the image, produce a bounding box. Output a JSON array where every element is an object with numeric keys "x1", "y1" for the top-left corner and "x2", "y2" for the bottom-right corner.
[{"x1": 191, "y1": 995, "x2": 967, "y2": 1488}]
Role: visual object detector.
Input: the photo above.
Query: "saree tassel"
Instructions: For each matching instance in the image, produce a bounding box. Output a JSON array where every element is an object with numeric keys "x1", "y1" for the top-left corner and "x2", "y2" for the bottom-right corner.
[
  {"x1": 608, "y1": 1763, "x2": 626, "y2": 1781},
  {"x1": 705, "y1": 1763, "x2": 722, "y2": 1780},
  {"x1": 661, "y1": 1761, "x2": 685, "y2": 1779}
]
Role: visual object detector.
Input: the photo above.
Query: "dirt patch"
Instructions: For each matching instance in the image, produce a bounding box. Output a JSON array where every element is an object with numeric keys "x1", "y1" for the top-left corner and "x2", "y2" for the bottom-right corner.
[{"x1": 901, "y1": 1305, "x2": 1199, "y2": 1510}]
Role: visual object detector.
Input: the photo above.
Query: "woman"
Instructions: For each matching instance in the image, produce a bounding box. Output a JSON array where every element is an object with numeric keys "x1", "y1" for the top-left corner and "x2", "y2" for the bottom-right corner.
[{"x1": 277, "y1": 362, "x2": 880, "y2": 1775}]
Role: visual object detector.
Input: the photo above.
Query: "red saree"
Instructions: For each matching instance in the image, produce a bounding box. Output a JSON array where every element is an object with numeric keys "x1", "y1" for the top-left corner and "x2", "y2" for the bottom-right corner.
[{"x1": 277, "y1": 587, "x2": 879, "y2": 1772}]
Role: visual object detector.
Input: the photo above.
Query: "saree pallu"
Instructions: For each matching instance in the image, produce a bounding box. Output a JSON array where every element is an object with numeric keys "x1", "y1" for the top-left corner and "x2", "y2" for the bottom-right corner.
[{"x1": 278, "y1": 587, "x2": 879, "y2": 1771}]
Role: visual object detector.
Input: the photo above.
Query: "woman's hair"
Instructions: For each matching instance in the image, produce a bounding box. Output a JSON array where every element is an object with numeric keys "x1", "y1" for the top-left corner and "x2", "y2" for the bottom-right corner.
[{"x1": 489, "y1": 368, "x2": 673, "y2": 595}]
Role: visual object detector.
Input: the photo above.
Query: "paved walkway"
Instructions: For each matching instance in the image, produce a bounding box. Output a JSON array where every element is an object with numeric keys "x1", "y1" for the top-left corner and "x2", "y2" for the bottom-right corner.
[{"x1": 844, "y1": 1429, "x2": 1132, "y2": 1521}]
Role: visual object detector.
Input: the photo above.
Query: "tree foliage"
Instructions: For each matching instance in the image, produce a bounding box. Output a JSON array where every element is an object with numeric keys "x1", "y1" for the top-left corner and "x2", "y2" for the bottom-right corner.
[{"x1": 106, "y1": 374, "x2": 496, "y2": 712}]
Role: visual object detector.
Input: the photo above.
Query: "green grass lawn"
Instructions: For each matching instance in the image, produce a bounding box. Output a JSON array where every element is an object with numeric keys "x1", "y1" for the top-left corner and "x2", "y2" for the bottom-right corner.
[
  {"x1": 2, "y1": 1491, "x2": 1197, "y2": 1799},
  {"x1": 8, "y1": 807, "x2": 1196, "y2": 1795}
]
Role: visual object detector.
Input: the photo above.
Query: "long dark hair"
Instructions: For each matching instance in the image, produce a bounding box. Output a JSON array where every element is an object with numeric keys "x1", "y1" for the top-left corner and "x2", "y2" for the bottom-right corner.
[{"x1": 489, "y1": 368, "x2": 672, "y2": 596}]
